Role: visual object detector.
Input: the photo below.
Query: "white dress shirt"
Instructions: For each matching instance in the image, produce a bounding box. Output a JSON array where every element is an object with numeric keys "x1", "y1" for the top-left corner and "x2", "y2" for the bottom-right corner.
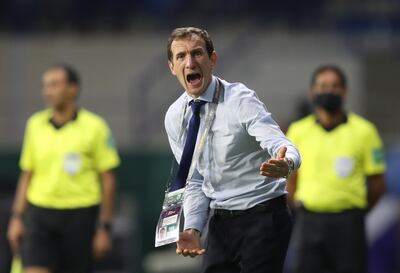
[{"x1": 165, "y1": 76, "x2": 301, "y2": 232}]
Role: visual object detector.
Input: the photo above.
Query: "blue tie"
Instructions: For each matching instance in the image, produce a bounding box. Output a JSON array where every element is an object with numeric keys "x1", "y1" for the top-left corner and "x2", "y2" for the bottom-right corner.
[{"x1": 171, "y1": 100, "x2": 207, "y2": 191}]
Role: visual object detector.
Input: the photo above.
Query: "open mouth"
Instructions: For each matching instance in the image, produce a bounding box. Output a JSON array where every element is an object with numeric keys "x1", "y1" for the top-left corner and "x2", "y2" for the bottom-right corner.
[{"x1": 186, "y1": 73, "x2": 202, "y2": 86}]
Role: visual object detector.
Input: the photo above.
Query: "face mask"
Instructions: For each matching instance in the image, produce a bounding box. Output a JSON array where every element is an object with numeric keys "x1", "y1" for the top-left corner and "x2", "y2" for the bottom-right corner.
[{"x1": 312, "y1": 93, "x2": 343, "y2": 113}]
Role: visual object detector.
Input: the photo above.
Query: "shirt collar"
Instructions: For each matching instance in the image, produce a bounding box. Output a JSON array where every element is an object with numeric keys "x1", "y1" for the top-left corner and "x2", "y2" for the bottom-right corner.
[
  {"x1": 185, "y1": 75, "x2": 216, "y2": 105},
  {"x1": 314, "y1": 112, "x2": 348, "y2": 132},
  {"x1": 49, "y1": 108, "x2": 79, "y2": 130}
]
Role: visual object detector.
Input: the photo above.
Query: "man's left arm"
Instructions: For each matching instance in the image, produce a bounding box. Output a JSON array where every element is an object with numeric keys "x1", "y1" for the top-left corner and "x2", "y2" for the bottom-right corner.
[
  {"x1": 93, "y1": 171, "x2": 116, "y2": 259},
  {"x1": 363, "y1": 125, "x2": 386, "y2": 210},
  {"x1": 367, "y1": 174, "x2": 386, "y2": 210},
  {"x1": 92, "y1": 121, "x2": 121, "y2": 259},
  {"x1": 237, "y1": 90, "x2": 301, "y2": 177},
  {"x1": 99, "y1": 171, "x2": 116, "y2": 226}
]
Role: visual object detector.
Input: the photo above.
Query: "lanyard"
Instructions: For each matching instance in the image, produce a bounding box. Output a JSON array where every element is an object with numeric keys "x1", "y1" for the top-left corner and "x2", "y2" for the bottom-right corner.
[
  {"x1": 166, "y1": 78, "x2": 223, "y2": 192},
  {"x1": 157, "y1": 79, "x2": 223, "y2": 247},
  {"x1": 186, "y1": 79, "x2": 222, "y2": 183}
]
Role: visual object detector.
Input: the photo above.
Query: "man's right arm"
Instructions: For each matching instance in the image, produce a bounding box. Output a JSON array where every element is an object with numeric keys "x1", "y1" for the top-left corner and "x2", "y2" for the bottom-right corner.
[
  {"x1": 165, "y1": 109, "x2": 210, "y2": 233},
  {"x1": 165, "y1": 107, "x2": 209, "y2": 256},
  {"x1": 183, "y1": 170, "x2": 210, "y2": 233},
  {"x1": 7, "y1": 171, "x2": 32, "y2": 252},
  {"x1": 367, "y1": 174, "x2": 386, "y2": 210},
  {"x1": 175, "y1": 172, "x2": 209, "y2": 257}
]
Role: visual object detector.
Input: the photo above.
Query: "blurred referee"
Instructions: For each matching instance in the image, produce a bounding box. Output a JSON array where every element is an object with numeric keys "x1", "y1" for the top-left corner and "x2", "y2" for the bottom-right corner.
[
  {"x1": 7, "y1": 64, "x2": 120, "y2": 273},
  {"x1": 286, "y1": 65, "x2": 386, "y2": 273}
]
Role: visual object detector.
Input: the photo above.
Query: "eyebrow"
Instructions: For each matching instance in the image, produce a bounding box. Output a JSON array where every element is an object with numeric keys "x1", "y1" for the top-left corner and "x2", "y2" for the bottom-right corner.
[
  {"x1": 174, "y1": 46, "x2": 205, "y2": 57},
  {"x1": 190, "y1": 46, "x2": 205, "y2": 52}
]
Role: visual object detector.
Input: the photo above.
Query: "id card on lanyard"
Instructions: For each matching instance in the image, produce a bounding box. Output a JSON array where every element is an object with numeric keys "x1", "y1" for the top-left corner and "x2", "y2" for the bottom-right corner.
[{"x1": 155, "y1": 79, "x2": 222, "y2": 247}]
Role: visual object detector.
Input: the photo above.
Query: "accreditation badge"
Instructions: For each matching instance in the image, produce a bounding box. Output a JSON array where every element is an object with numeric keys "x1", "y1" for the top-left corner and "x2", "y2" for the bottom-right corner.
[{"x1": 155, "y1": 188, "x2": 185, "y2": 247}]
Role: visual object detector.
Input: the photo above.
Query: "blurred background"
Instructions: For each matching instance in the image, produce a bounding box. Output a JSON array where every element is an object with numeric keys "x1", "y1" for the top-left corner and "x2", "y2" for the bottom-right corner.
[{"x1": 0, "y1": 0, "x2": 400, "y2": 272}]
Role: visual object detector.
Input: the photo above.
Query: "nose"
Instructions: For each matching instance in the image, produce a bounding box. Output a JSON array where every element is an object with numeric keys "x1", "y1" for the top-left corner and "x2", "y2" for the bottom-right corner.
[{"x1": 185, "y1": 55, "x2": 196, "y2": 69}]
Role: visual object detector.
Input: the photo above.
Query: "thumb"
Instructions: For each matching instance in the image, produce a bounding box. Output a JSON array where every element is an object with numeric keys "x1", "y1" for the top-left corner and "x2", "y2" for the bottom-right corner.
[{"x1": 277, "y1": 146, "x2": 287, "y2": 159}]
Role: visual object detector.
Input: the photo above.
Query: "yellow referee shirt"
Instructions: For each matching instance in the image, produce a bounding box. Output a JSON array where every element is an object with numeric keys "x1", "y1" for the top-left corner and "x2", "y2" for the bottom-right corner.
[
  {"x1": 287, "y1": 113, "x2": 385, "y2": 212},
  {"x1": 20, "y1": 108, "x2": 120, "y2": 209}
]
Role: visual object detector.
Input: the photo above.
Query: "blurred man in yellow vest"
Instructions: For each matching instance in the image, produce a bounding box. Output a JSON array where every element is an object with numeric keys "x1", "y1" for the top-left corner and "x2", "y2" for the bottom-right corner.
[
  {"x1": 7, "y1": 64, "x2": 120, "y2": 273},
  {"x1": 287, "y1": 65, "x2": 386, "y2": 273}
]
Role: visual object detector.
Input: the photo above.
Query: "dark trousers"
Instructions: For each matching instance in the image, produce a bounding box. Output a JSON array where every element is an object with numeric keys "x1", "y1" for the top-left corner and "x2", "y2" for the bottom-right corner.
[
  {"x1": 202, "y1": 196, "x2": 292, "y2": 273},
  {"x1": 292, "y1": 207, "x2": 367, "y2": 273},
  {"x1": 22, "y1": 203, "x2": 99, "y2": 273},
  {"x1": 0, "y1": 195, "x2": 13, "y2": 273}
]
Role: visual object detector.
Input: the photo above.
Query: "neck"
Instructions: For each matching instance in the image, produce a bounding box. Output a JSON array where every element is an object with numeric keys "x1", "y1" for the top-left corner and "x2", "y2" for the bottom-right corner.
[
  {"x1": 52, "y1": 103, "x2": 77, "y2": 124},
  {"x1": 315, "y1": 108, "x2": 345, "y2": 129}
]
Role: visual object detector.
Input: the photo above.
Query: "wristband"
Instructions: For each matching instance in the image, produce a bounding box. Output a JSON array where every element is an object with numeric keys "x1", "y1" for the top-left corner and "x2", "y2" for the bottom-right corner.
[{"x1": 99, "y1": 222, "x2": 112, "y2": 232}]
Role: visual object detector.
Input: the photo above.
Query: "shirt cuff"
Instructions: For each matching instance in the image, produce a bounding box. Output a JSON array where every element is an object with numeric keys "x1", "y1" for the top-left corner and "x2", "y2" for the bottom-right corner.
[
  {"x1": 286, "y1": 150, "x2": 301, "y2": 170},
  {"x1": 183, "y1": 213, "x2": 208, "y2": 233}
]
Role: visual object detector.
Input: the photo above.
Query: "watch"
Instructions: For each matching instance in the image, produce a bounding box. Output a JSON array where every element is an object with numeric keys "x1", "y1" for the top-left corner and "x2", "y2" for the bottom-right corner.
[{"x1": 284, "y1": 158, "x2": 294, "y2": 178}]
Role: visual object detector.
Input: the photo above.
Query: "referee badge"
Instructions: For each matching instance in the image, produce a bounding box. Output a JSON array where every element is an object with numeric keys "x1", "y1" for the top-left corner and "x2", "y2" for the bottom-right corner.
[
  {"x1": 334, "y1": 156, "x2": 355, "y2": 178},
  {"x1": 64, "y1": 153, "x2": 82, "y2": 175}
]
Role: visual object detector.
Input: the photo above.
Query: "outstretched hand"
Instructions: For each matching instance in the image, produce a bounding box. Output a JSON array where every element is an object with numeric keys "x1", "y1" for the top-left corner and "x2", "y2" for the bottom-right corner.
[
  {"x1": 176, "y1": 229, "x2": 205, "y2": 257},
  {"x1": 260, "y1": 146, "x2": 289, "y2": 178}
]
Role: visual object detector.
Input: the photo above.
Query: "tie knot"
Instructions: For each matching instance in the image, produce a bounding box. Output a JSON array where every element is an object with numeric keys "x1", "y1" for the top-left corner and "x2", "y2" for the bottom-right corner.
[{"x1": 190, "y1": 100, "x2": 206, "y2": 114}]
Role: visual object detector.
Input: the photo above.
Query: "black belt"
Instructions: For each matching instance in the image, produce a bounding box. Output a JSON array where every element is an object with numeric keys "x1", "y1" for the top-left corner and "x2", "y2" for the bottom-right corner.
[{"x1": 213, "y1": 195, "x2": 287, "y2": 218}]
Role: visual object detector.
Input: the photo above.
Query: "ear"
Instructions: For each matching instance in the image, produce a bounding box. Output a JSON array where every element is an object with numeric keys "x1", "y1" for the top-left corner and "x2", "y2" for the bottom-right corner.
[
  {"x1": 210, "y1": 51, "x2": 218, "y2": 69},
  {"x1": 168, "y1": 61, "x2": 176, "y2": 76},
  {"x1": 341, "y1": 87, "x2": 348, "y2": 99},
  {"x1": 69, "y1": 84, "x2": 79, "y2": 99}
]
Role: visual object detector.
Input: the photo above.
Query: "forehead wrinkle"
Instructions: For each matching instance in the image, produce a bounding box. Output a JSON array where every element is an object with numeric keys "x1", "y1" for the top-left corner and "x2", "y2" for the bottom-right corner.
[{"x1": 171, "y1": 37, "x2": 206, "y2": 52}]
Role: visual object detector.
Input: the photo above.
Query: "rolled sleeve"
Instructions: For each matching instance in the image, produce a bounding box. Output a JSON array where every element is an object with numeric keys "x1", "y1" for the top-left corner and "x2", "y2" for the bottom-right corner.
[
  {"x1": 237, "y1": 89, "x2": 301, "y2": 170},
  {"x1": 285, "y1": 147, "x2": 302, "y2": 170}
]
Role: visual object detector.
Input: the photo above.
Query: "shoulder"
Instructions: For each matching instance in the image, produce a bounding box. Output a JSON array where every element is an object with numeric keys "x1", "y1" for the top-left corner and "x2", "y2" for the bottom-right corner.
[
  {"x1": 26, "y1": 109, "x2": 52, "y2": 128},
  {"x1": 219, "y1": 78, "x2": 258, "y2": 103},
  {"x1": 165, "y1": 92, "x2": 186, "y2": 121},
  {"x1": 347, "y1": 112, "x2": 379, "y2": 134},
  {"x1": 78, "y1": 108, "x2": 110, "y2": 130},
  {"x1": 218, "y1": 78, "x2": 265, "y2": 116},
  {"x1": 288, "y1": 115, "x2": 316, "y2": 132},
  {"x1": 287, "y1": 115, "x2": 316, "y2": 140}
]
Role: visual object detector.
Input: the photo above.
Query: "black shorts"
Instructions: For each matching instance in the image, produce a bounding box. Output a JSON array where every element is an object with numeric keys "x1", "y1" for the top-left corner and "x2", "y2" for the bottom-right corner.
[
  {"x1": 22, "y1": 203, "x2": 99, "y2": 273},
  {"x1": 292, "y1": 207, "x2": 367, "y2": 273}
]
